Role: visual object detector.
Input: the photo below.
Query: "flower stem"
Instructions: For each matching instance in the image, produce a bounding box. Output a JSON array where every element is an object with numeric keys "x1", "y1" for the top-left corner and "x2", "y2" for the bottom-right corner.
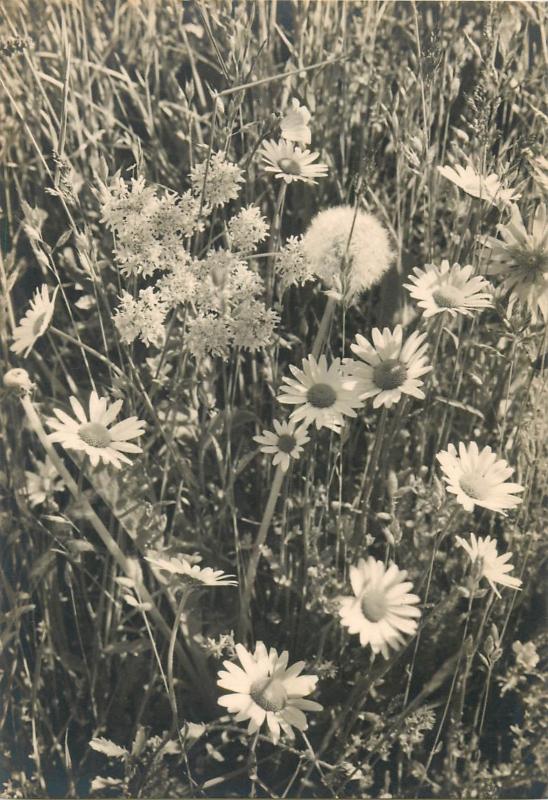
[
  {"x1": 312, "y1": 295, "x2": 337, "y2": 360},
  {"x1": 239, "y1": 464, "x2": 285, "y2": 639}
]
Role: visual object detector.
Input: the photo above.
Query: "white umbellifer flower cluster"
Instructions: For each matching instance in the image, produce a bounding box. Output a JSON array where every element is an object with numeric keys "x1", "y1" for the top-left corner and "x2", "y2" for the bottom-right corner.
[
  {"x1": 302, "y1": 206, "x2": 393, "y2": 301},
  {"x1": 113, "y1": 288, "x2": 168, "y2": 348},
  {"x1": 99, "y1": 176, "x2": 203, "y2": 278},
  {"x1": 275, "y1": 236, "x2": 315, "y2": 289},
  {"x1": 228, "y1": 205, "x2": 269, "y2": 252},
  {"x1": 190, "y1": 151, "x2": 244, "y2": 208}
]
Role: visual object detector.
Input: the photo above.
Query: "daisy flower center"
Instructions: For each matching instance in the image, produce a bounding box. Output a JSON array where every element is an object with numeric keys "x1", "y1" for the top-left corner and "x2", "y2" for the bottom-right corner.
[
  {"x1": 250, "y1": 677, "x2": 288, "y2": 712},
  {"x1": 78, "y1": 422, "x2": 112, "y2": 449},
  {"x1": 307, "y1": 382, "x2": 338, "y2": 408},
  {"x1": 360, "y1": 587, "x2": 388, "y2": 623},
  {"x1": 459, "y1": 473, "x2": 491, "y2": 500},
  {"x1": 278, "y1": 157, "x2": 302, "y2": 176},
  {"x1": 373, "y1": 359, "x2": 408, "y2": 390},
  {"x1": 276, "y1": 433, "x2": 297, "y2": 453},
  {"x1": 432, "y1": 285, "x2": 465, "y2": 308},
  {"x1": 507, "y1": 245, "x2": 548, "y2": 277},
  {"x1": 31, "y1": 312, "x2": 48, "y2": 336}
]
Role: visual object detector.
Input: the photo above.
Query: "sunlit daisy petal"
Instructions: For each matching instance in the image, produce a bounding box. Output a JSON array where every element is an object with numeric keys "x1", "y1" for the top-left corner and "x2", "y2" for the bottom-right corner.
[
  {"x1": 404, "y1": 260, "x2": 493, "y2": 318},
  {"x1": 339, "y1": 557, "x2": 421, "y2": 659},
  {"x1": 259, "y1": 139, "x2": 328, "y2": 185},
  {"x1": 47, "y1": 391, "x2": 145, "y2": 469},
  {"x1": 346, "y1": 325, "x2": 431, "y2": 408},
  {"x1": 437, "y1": 442, "x2": 524, "y2": 514},
  {"x1": 437, "y1": 164, "x2": 519, "y2": 205},
  {"x1": 145, "y1": 552, "x2": 237, "y2": 588},
  {"x1": 456, "y1": 533, "x2": 522, "y2": 597},
  {"x1": 253, "y1": 419, "x2": 310, "y2": 473},
  {"x1": 217, "y1": 642, "x2": 322, "y2": 745},
  {"x1": 11, "y1": 285, "x2": 58, "y2": 357}
]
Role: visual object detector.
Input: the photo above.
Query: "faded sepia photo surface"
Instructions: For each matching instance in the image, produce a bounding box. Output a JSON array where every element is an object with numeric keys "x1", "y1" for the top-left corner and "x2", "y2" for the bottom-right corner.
[{"x1": 1, "y1": 1, "x2": 546, "y2": 798}]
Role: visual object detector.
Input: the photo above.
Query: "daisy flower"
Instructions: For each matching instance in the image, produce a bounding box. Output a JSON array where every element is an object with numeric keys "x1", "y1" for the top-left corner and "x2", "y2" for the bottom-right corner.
[
  {"x1": 253, "y1": 419, "x2": 310, "y2": 473},
  {"x1": 277, "y1": 354, "x2": 362, "y2": 433},
  {"x1": 145, "y1": 553, "x2": 237, "y2": 588},
  {"x1": 437, "y1": 164, "x2": 519, "y2": 204},
  {"x1": 259, "y1": 139, "x2": 328, "y2": 185},
  {"x1": 347, "y1": 326, "x2": 431, "y2": 409},
  {"x1": 217, "y1": 641, "x2": 322, "y2": 744},
  {"x1": 280, "y1": 98, "x2": 312, "y2": 145},
  {"x1": 436, "y1": 442, "x2": 524, "y2": 514},
  {"x1": 11, "y1": 284, "x2": 58, "y2": 357},
  {"x1": 24, "y1": 457, "x2": 64, "y2": 507},
  {"x1": 47, "y1": 391, "x2": 146, "y2": 468},
  {"x1": 483, "y1": 203, "x2": 548, "y2": 322},
  {"x1": 302, "y1": 206, "x2": 393, "y2": 301},
  {"x1": 455, "y1": 533, "x2": 522, "y2": 597},
  {"x1": 404, "y1": 260, "x2": 492, "y2": 318},
  {"x1": 338, "y1": 558, "x2": 421, "y2": 659}
]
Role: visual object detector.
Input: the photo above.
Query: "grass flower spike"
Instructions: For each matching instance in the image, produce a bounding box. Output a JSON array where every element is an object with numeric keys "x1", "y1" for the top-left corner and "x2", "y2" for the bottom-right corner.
[
  {"x1": 404, "y1": 261, "x2": 492, "y2": 318},
  {"x1": 11, "y1": 285, "x2": 58, "y2": 357},
  {"x1": 302, "y1": 206, "x2": 393, "y2": 301},
  {"x1": 259, "y1": 139, "x2": 328, "y2": 184},
  {"x1": 217, "y1": 642, "x2": 322, "y2": 744},
  {"x1": 339, "y1": 558, "x2": 421, "y2": 658},
  {"x1": 456, "y1": 533, "x2": 522, "y2": 597},
  {"x1": 437, "y1": 164, "x2": 519, "y2": 204},
  {"x1": 484, "y1": 203, "x2": 548, "y2": 321},
  {"x1": 437, "y1": 442, "x2": 524, "y2": 513},
  {"x1": 48, "y1": 391, "x2": 145, "y2": 468},
  {"x1": 278, "y1": 354, "x2": 362, "y2": 433},
  {"x1": 348, "y1": 326, "x2": 431, "y2": 408},
  {"x1": 254, "y1": 419, "x2": 310, "y2": 473}
]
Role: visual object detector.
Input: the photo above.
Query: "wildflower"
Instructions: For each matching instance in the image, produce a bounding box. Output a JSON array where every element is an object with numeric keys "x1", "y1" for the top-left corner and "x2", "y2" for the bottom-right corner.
[
  {"x1": 512, "y1": 641, "x2": 539, "y2": 671},
  {"x1": 280, "y1": 98, "x2": 312, "y2": 144},
  {"x1": 114, "y1": 288, "x2": 167, "y2": 348},
  {"x1": 338, "y1": 558, "x2": 421, "y2": 658},
  {"x1": 11, "y1": 284, "x2": 58, "y2": 357},
  {"x1": 190, "y1": 152, "x2": 243, "y2": 208},
  {"x1": 455, "y1": 533, "x2": 522, "y2": 596},
  {"x1": 278, "y1": 354, "x2": 362, "y2": 434},
  {"x1": 99, "y1": 175, "x2": 158, "y2": 230},
  {"x1": 157, "y1": 257, "x2": 198, "y2": 308},
  {"x1": 228, "y1": 300, "x2": 279, "y2": 351},
  {"x1": 3, "y1": 368, "x2": 34, "y2": 394},
  {"x1": 145, "y1": 553, "x2": 237, "y2": 588},
  {"x1": 483, "y1": 203, "x2": 548, "y2": 322},
  {"x1": 404, "y1": 261, "x2": 492, "y2": 318},
  {"x1": 275, "y1": 236, "x2": 315, "y2": 289},
  {"x1": 47, "y1": 390, "x2": 146, "y2": 469},
  {"x1": 259, "y1": 139, "x2": 328, "y2": 185},
  {"x1": 254, "y1": 420, "x2": 310, "y2": 473},
  {"x1": 217, "y1": 641, "x2": 322, "y2": 744},
  {"x1": 437, "y1": 163, "x2": 520, "y2": 204},
  {"x1": 347, "y1": 326, "x2": 431, "y2": 409},
  {"x1": 24, "y1": 457, "x2": 64, "y2": 507},
  {"x1": 228, "y1": 205, "x2": 269, "y2": 252},
  {"x1": 302, "y1": 206, "x2": 393, "y2": 301},
  {"x1": 186, "y1": 314, "x2": 231, "y2": 360},
  {"x1": 436, "y1": 442, "x2": 524, "y2": 514}
]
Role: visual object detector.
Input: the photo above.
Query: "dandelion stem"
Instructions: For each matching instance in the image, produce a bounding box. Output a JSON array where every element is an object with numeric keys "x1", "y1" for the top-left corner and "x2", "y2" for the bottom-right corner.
[
  {"x1": 312, "y1": 295, "x2": 337, "y2": 360},
  {"x1": 239, "y1": 464, "x2": 285, "y2": 639}
]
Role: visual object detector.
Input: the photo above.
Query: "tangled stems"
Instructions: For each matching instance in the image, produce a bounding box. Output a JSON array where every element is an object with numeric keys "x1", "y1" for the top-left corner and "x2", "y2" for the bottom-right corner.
[{"x1": 239, "y1": 464, "x2": 285, "y2": 639}]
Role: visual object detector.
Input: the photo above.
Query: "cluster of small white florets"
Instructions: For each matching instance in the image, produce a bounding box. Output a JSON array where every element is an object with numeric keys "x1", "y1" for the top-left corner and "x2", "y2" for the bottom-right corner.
[
  {"x1": 190, "y1": 151, "x2": 244, "y2": 208},
  {"x1": 228, "y1": 205, "x2": 269, "y2": 252},
  {"x1": 100, "y1": 176, "x2": 204, "y2": 278},
  {"x1": 275, "y1": 235, "x2": 315, "y2": 289},
  {"x1": 114, "y1": 287, "x2": 168, "y2": 348}
]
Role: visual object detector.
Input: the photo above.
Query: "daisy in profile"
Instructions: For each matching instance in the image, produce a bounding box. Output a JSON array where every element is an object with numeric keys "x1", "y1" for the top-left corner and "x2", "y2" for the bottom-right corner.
[
  {"x1": 280, "y1": 98, "x2": 312, "y2": 144},
  {"x1": 217, "y1": 641, "x2": 322, "y2": 744},
  {"x1": 437, "y1": 163, "x2": 519, "y2": 204},
  {"x1": 347, "y1": 326, "x2": 431, "y2": 409},
  {"x1": 47, "y1": 390, "x2": 145, "y2": 468},
  {"x1": 253, "y1": 419, "x2": 310, "y2": 473},
  {"x1": 302, "y1": 206, "x2": 393, "y2": 301},
  {"x1": 436, "y1": 442, "x2": 524, "y2": 514},
  {"x1": 24, "y1": 457, "x2": 64, "y2": 507},
  {"x1": 338, "y1": 558, "x2": 421, "y2": 658},
  {"x1": 404, "y1": 261, "x2": 492, "y2": 318},
  {"x1": 456, "y1": 533, "x2": 522, "y2": 597},
  {"x1": 277, "y1": 354, "x2": 362, "y2": 433},
  {"x1": 483, "y1": 203, "x2": 548, "y2": 322},
  {"x1": 11, "y1": 284, "x2": 58, "y2": 357},
  {"x1": 145, "y1": 552, "x2": 237, "y2": 588},
  {"x1": 259, "y1": 139, "x2": 328, "y2": 184}
]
